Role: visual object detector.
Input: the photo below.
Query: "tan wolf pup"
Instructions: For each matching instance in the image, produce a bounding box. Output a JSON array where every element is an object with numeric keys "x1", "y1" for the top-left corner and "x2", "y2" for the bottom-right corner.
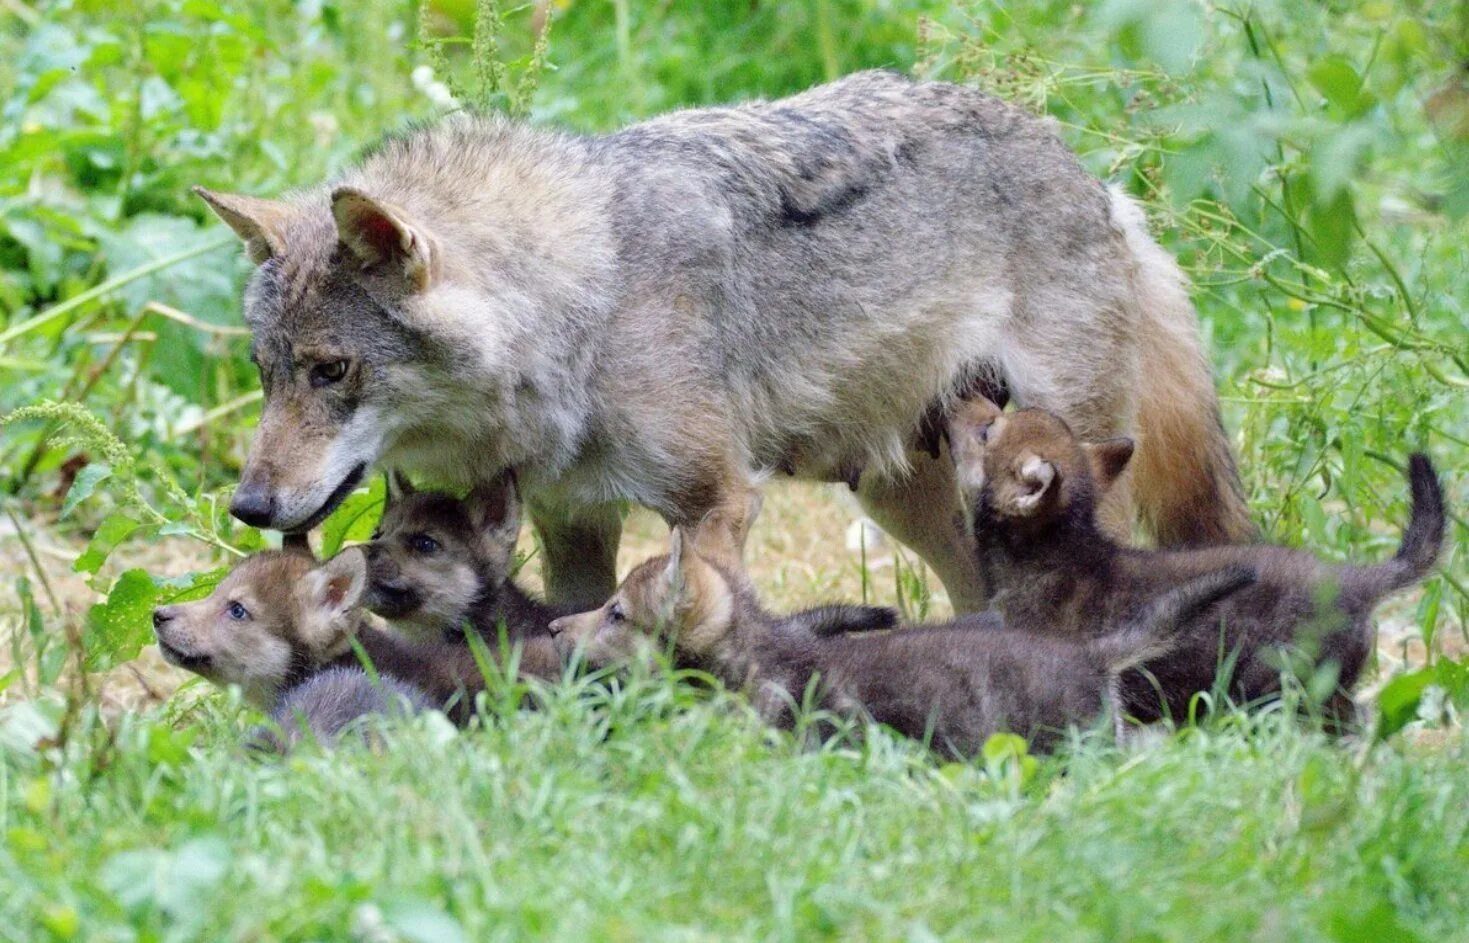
[
  {"x1": 548, "y1": 529, "x2": 1257, "y2": 756},
  {"x1": 947, "y1": 396, "x2": 1446, "y2": 725},
  {"x1": 197, "y1": 70, "x2": 1253, "y2": 612}
]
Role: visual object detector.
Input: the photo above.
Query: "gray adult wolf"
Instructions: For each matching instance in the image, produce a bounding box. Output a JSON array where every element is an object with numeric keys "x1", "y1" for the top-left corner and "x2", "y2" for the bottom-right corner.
[{"x1": 198, "y1": 70, "x2": 1254, "y2": 611}]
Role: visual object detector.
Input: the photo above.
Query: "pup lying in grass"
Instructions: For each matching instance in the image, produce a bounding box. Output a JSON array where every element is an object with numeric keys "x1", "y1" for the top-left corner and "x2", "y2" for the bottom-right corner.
[
  {"x1": 948, "y1": 396, "x2": 1446, "y2": 725},
  {"x1": 548, "y1": 529, "x2": 1255, "y2": 756},
  {"x1": 152, "y1": 543, "x2": 505, "y2": 747},
  {"x1": 365, "y1": 473, "x2": 900, "y2": 667}
]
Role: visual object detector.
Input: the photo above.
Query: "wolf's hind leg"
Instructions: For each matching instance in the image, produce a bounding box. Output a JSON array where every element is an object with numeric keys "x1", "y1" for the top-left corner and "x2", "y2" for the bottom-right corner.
[
  {"x1": 529, "y1": 500, "x2": 623, "y2": 609},
  {"x1": 857, "y1": 448, "x2": 988, "y2": 613}
]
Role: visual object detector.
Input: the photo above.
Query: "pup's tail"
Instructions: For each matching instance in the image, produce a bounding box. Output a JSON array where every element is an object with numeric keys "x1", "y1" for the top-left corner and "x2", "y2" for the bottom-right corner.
[
  {"x1": 1092, "y1": 566, "x2": 1258, "y2": 674},
  {"x1": 789, "y1": 604, "x2": 899, "y2": 638},
  {"x1": 1109, "y1": 188, "x2": 1258, "y2": 548},
  {"x1": 1340, "y1": 453, "x2": 1446, "y2": 610}
]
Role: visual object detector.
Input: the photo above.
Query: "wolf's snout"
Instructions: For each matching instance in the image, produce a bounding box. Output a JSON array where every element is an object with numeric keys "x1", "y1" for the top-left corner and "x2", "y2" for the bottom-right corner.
[
  {"x1": 547, "y1": 617, "x2": 568, "y2": 637},
  {"x1": 231, "y1": 480, "x2": 276, "y2": 528},
  {"x1": 151, "y1": 606, "x2": 176, "y2": 630}
]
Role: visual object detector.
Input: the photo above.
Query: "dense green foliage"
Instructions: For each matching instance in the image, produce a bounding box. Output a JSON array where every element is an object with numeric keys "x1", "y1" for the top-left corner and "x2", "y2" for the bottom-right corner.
[{"x1": 1, "y1": 1, "x2": 1466, "y2": 939}]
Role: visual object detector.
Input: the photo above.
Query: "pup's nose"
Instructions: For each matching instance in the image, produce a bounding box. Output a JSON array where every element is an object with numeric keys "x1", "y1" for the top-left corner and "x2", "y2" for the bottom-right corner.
[
  {"x1": 547, "y1": 617, "x2": 567, "y2": 637},
  {"x1": 230, "y1": 481, "x2": 275, "y2": 528},
  {"x1": 152, "y1": 606, "x2": 175, "y2": 630}
]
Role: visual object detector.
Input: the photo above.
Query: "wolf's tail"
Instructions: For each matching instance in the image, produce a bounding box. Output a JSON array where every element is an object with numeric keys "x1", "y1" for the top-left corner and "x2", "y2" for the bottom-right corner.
[
  {"x1": 1108, "y1": 188, "x2": 1258, "y2": 548},
  {"x1": 1092, "y1": 566, "x2": 1258, "y2": 674},
  {"x1": 1339, "y1": 454, "x2": 1446, "y2": 610}
]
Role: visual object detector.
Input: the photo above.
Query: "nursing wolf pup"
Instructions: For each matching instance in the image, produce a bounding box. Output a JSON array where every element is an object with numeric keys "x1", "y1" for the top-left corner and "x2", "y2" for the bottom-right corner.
[
  {"x1": 198, "y1": 70, "x2": 1253, "y2": 612},
  {"x1": 948, "y1": 396, "x2": 1446, "y2": 724},
  {"x1": 549, "y1": 529, "x2": 1257, "y2": 756},
  {"x1": 151, "y1": 545, "x2": 529, "y2": 738}
]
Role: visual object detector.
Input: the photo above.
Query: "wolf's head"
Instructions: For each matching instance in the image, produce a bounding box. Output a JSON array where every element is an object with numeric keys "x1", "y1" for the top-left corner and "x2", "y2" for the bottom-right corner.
[
  {"x1": 362, "y1": 472, "x2": 521, "y2": 639},
  {"x1": 151, "y1": 546, "x2": 368, "y2": 707},
  {"x1": 548, "y1": 528, "x2": 737, "y2": 669},
  {"x1": 196, "y1": 185, "x2": 501, "y2": 532},
  {"x1": 948, "y1": 396, "x2": 1134, "y2": 534}
]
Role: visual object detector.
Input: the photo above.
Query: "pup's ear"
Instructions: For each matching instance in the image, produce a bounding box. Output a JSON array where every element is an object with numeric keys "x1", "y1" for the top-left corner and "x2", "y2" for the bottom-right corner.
[
  {"x1": 308, "y1": 548, "x2": 368, "y2": 619},
  {"x1": 660, "y1": 527, "x2": 699, "y2": 610},
  {"x1": 1083, "y1": 437, "x2": 1135, "y2": 491},
  {"x1": 297, "y1": 548, "x2": 368, "y2": 656},
  {"x1": 194, "y1": 187, "x2": 294, "y2": 265},
  {"x1": 1012, "y1": 455, "x2": 1058, "y2": 514},
  {"x1": 331, "y1": 187, "x2": 435, "y2": 292},
  {"x1": 466, "y1": 471, "x2": 521, "y2": 551},
  {"x1": 384, "y1": 469, "x2": 416, "y2": 509}
]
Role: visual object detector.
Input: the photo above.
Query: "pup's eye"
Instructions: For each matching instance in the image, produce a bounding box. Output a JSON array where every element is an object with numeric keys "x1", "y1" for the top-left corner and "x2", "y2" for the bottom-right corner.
[
  {"x1": 409, "y1": 534, "x2": 439, "y2": 554},
  {"x1": 310, "y1": 359, "x2": 350, "y2": 387},
  {"x1": 977, "y1": 422, "x2": 993, "y2": 444},
  {"x1": 608, "y1": 602, "x2": 626, "y2": 624},
  {"x1": 226, "y1": 601, "x2": 250, "y2": 621}
]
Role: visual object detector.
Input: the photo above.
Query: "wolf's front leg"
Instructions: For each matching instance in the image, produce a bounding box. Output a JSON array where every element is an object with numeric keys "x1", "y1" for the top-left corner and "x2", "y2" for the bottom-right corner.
[
  {"x1": 528, "y1": 500, "x2": 624, "y2": 609},
  {"x1": 857, "y1": 448, "x2": 989, "y2": 613}
]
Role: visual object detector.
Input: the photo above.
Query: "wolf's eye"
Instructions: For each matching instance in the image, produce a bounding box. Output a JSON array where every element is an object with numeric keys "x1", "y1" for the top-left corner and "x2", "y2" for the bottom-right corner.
[
  {"x1": 226, "y1": 601, "x2": 250, "y2": 621},
  {"x1": 409, "y1": 534, "x2": 439, "y2": 554},
  {"x1": 608, "y1": 602, "x2": 626, "y2": 624},
  {"x1": 978, "y1": 422, "x2": 993, "y2": 444},
  {"x1": 310, "y1": 359, "x2": 350, "y2": 387}
]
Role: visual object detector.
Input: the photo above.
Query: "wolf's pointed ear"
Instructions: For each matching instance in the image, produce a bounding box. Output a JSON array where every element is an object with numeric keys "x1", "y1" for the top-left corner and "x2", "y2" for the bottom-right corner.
[
  {"x1": 1013, "y1": 455, "x2": 1058, "y2": 514},
  {"x1": 306, "y1": 548, "x2": 368, "y2": 620},
  {"x1": 384, "y1": 469, "x2": 416, "y2": 510},
  {"x1": 1083, "y1": 437, "x2": 1135, "y2": 491},
  {"x1": 467, "y1": 471, "x2": 521, "y2": 552},
  {"x1": 194, "y1": 187, "x2": 292, "y2": 265},
  {"x1": 331, "y1": 187, "x2": 434, "y2": 292},
  {"x1": 661, "y1": 526, "x2": 698, "y2": 605}
]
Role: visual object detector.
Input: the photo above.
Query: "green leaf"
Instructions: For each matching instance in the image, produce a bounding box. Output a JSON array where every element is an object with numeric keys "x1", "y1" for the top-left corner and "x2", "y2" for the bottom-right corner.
[
  {"x1": 60, "y1": 462, "x2": 112, "y2": 518},
  {"x1": 1308, "y1": 56, "x2": 1374, "y2": 118},
  {"x1": 1305, "y1": 189, "x2": 1356, "y2": 271},
  {"x1": 83, "y1": 569, "x2": 160, "y2": 671},
  {"x1": 73, "y1": 513, "x2": 143, "y2": 574},
  {"x1": 319, "y1": 475, "x2": 386, "y2": 558},
  {"x1": 1375, "y1": 668, "x2": 1432, "y2": 739}
]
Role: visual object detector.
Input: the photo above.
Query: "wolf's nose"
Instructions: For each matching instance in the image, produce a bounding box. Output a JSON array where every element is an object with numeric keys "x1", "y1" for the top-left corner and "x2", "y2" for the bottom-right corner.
[
  {"x1": 230, "y1": 482, "x2": 275, "y2": 528},
  {"x1": 547, "y1": 617, "x2": 567, "y2": 637},
  {"x1": 151, "y1": 607, "x2": 173, "y2": 630}
]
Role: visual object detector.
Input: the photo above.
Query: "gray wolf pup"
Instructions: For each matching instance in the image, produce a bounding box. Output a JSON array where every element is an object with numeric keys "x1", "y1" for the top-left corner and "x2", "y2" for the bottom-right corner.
[
  {"x1": 948, "y1": 395, "x2": 1446, "y2": 724},
  {"x1": 198, "y1": 70, "x2": 1253, "y2": 611},
  {"x1": 548, "y1": 528, "x2": 1257, "y2": 756}
]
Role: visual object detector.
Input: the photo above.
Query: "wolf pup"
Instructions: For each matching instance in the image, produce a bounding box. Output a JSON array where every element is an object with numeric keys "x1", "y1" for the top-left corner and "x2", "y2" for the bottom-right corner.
[
  {"x1": 948, "y1": 396, "x2": 1446, "y2": 724},
  {"x1": 199, "y1": 70, "x2": 1253, "y2": 614},
  {"x1": 549, "y1": 529, "x2": 1256, "y2": 756},
  {"x1": 151, "y1": 545, "x2": 522, "y2": 739}
]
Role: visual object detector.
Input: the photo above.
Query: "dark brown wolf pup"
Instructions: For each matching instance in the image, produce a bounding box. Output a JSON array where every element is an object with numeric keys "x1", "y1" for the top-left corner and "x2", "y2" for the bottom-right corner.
[{"x1": 948, "y1": 395, "x2": 1446, "y2": 724}]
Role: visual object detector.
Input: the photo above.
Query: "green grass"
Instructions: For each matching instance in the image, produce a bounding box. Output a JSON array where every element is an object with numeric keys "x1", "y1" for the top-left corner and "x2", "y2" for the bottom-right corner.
[
  {"x1": 4, "y1": 676, "x2": 1469, "y2": 942},
  {"x1": 2, "y1": 0, "x2": 1468, "y2": 939}
]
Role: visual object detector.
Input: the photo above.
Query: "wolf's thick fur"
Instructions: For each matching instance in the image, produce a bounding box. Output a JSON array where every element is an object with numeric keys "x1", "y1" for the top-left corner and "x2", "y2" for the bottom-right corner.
[
  {"x1": 550, "y1": 530, "x2": 1255, "y2": 756},
  {"x1": 201, "y1": 71, "x2": 1253, "y2": 609},
  {"x1": 948, "y1": 397, "x2": 1446, "y2": 723}
]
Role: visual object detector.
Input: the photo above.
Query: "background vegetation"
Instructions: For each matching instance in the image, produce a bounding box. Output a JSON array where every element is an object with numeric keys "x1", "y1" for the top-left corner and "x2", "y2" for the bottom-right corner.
[{"x1": 0, "y1": 0, "x2": 1465, "y2": 939}]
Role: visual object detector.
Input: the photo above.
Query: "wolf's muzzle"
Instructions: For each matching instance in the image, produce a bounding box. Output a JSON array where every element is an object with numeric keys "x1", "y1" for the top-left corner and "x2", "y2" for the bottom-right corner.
[{"x1": 230, "y1": 480, "x2": 275, "y2": 529}]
